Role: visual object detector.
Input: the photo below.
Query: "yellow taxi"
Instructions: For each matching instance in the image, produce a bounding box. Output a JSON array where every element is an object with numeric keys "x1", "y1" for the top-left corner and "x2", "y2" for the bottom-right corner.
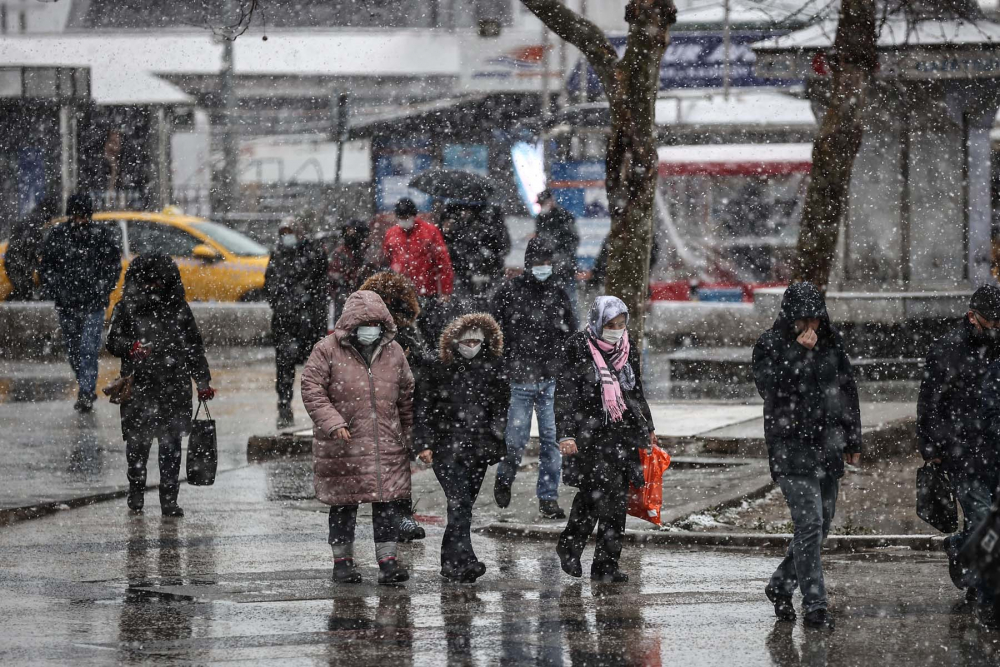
[{"x1": 0, "y1": 208, "x2": 270, "y2": 308}]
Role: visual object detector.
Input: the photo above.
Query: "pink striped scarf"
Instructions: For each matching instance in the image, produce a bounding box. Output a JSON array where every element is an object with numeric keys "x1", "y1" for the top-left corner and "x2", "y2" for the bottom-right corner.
[{"x1": 586, "y1": 330, "x2": 630, "y2": 422}]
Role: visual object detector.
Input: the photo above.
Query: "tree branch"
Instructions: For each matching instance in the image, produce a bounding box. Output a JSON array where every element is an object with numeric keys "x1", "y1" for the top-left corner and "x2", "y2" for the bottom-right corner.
[{"x1": 519, "y1": 0, "x2": 620, "y2": 91}]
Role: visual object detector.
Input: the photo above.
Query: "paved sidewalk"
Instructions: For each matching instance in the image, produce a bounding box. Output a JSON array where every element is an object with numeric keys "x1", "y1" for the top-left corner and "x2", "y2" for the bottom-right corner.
[{"x1": 0, "y1": 465, "x2": 995, "y2": 666}]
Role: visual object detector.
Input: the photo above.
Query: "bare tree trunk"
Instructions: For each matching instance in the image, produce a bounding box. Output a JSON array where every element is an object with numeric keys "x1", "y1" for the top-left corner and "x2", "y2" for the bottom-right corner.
[
  {"x1": 520, "y1": 0, "x2": 676, "y2": 342},
  {"x1": 792, "y1": 0, "x2": 877, "y2": 290}
]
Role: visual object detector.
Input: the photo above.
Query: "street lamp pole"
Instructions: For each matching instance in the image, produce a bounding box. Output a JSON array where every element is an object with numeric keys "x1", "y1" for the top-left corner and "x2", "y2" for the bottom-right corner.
[{"x1": 218, "y1": 0, "x2": 239, "y2": 216}]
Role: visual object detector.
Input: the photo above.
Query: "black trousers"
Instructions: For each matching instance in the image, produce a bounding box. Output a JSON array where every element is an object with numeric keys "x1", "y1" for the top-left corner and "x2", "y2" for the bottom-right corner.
[
  {"x1": 274, "y1": 338, "x2": 300, "y2": 406},
  {"x1": 328, "y1": 502, "x2": 399, "y2": 545},
  {"x1": 126, "y1": 422, "x2": 184, "y2": 504},
  {"x1": 558, "y1": 466, "x2": 628, "y2": 576},
  {"x1": 433, "y1": 450, "x2": 490, "y2": 570}
]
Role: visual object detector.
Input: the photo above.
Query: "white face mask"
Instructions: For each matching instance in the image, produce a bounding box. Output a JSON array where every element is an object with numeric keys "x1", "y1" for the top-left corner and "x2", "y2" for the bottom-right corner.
[
  {"x1": 601, "y1": 327, "x2": 625, "y2": 344},
  {"x1": 532, "y1": 265, "x2": 553, "y2": 281},
  {"x1": 458, "y1": 342, "x2": 482, "y2": 359},
  {"x1": 356, "y1": 325, "x2": 382, "y2": 345},
  {"x1": 398, "y1": 218, "x2": 414, "y2": 231},
  {"x1": 280, "y1": 233, "x2": 297, "y2": 247}
]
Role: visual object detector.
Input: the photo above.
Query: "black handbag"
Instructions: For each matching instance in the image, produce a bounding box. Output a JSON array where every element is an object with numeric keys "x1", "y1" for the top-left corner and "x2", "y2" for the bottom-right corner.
[
  {"x1": 916, "y1": 462, "x2": 958, "y2": 533},
  {"x1": 959, "y1": 502, "x2": 1000, "y2": 588},
  {"x1": 187, "y1": 401, "x2": 217, "y2": 486}
]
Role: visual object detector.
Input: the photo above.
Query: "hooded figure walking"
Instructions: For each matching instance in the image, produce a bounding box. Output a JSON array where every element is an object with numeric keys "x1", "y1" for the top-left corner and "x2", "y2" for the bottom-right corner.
[
  {"x1": 301, "y1": 290, "x2": 415, "y2": 585},
  {"x1": 752, "y1": 282, "x2": 862, "y2": 629},
  {"x1": 919, "y1": 285, "x2": 1000, "y2": 628},
  {"x1": 264, "y1": 217, "x2": 330, "y2": 429},
  {"x1": 555, "y1": 296, "x2": 656, "y2": 583},
  {"x1": 106, "y1": 254, "x2": 215, "y2": 517},
  {"x1": 415, "y1": 313, "x2": 509, "y2": 582},
  {"x1": 359, "y1": 271, "x2": 432, "y2": 542}
]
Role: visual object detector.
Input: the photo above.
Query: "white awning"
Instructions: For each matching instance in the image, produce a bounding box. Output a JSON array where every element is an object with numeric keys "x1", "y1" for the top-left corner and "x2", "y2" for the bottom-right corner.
[
  {"x1": 0, "y1": 31, "x2": 461, "y2": 104},
  {"x1": 655, "y1": 90, "x2": 815, "y2": 127}
]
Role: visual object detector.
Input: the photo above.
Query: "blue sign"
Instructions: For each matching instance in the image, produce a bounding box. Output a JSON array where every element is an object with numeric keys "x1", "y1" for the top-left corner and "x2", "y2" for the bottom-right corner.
[
  {"x1": 374, "y1": 139, "x2": 434, "y2": 212},
  {"x1": 567, "y1": 31, "x2": 797, "y2": 96}
]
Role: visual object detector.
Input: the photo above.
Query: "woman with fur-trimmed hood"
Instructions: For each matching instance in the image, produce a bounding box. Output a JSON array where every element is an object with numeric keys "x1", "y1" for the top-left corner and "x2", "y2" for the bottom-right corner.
[
  {"x1": 360, "y1": 271, "x2": 431, "y2": 543},
  {"x1": 415, "y1": 312, "x2": 509, "y2": 582}
]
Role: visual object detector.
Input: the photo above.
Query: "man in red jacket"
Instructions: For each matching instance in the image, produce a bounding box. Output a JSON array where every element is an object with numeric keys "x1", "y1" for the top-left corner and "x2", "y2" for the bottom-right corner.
[{"x1": 382, "y1": 198, "x2": 454, "y2": 299}]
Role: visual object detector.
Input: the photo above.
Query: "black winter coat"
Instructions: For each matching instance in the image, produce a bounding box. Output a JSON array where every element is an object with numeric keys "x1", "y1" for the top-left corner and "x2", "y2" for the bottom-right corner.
[
  {"x1": 414, "y1": 313, "x2": 509, "y2": 463},
  {"x1": 978, "y1": 359, "x2": 1000, "y2": 488},
  {"x1": 752, "y1": 285, "x2": 862, "y2": 481},
  {"x1": 107, "y1": 296, "x2": 211, "y2": 439},
  {"x1": 919, "y1": 320, "x2": 1000, "y2": 480},
  {"x1": 264, "y1": 238, "x2": 329, "y2": 359},
  {"x1": 491, "y1": 274, "x2": 578, "y2": 383},
  {"x1": 444, "y1": 207, "x2": 511, "y2": 297},
  {"x1": 535, "y1": 206, "x2": 579, "y2": 284},
  {"x1": 556, "y1": 331, "x2": 654, "y2": 491},
  {"x1": 40, "y1": 221, "x2": 122, "y2": 311}
]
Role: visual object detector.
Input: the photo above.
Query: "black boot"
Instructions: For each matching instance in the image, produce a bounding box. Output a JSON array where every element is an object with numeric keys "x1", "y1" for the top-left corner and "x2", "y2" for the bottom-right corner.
[
  {"x1": 397, "y1": 515, "x2": 426, "y2": 542},
  {"x1": 494, "y1": 475, "x2": 513, "y2": 509},
  {"x1": 442, "y1": 561, "x2": 487, "y2": 583},
  {"x1": 276, "y1": 403, "x2": 294, "y2": 430},
  {"x1": 539, "y1": 500, "x2": 566, "y2": 520},
  {"x1": 160, "y1": 485, "x2": 184, "y2": 518},
  {"x1": 126, "y1": 468, "x2": 146, "y2": 513},
  {"x1": 333, "y1": 558, "x2": 362, "y2": 584},
  {"x1": 377, "y1": 558, "x2": 409, "y2": 585},
  {"x1": 556, "y1": 538, "x2": 583, "y2": 578},
  {"x1": 765, "y1": 584, "x2": 797, "y2": 622}
]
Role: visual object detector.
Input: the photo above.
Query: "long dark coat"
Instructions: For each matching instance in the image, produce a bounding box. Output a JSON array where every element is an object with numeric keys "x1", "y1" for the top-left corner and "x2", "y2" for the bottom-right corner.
[
  {"x1": 106, "y1": 255, "x2": 211, "y2": 440},
  {"x1": 264, "y1": 237, "x2": 329, "y2": 362},
  {"x1": 556, "y1": 331, "x2": 654, "y2": 491},
  {"x1": 920, "y1": 319, "x2": 1000, "y2": 481},
  {"x1": 414, "y1": 313, "x2": 509, "y2": 464},
  {"x1": 752, "y1": 283, "x2": 862, "y2": 481}
]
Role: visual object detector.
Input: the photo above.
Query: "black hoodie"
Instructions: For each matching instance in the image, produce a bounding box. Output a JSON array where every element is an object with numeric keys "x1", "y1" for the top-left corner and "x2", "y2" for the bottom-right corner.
[{"x1": 752, "y1": 283, "x2": 862, "y2": 480}]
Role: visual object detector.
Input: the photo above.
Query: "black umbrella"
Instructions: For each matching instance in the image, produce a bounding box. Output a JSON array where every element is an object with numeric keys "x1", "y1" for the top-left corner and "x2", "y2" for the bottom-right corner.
[{"x1": 409, "y1": 169, "x2": 494, "y2": 202}]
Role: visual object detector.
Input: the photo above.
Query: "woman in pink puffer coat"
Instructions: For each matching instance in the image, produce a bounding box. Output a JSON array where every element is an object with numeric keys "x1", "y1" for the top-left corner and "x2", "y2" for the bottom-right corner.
[{"x1": 301, "y1": 290, "x2": 414, "y2": 585}]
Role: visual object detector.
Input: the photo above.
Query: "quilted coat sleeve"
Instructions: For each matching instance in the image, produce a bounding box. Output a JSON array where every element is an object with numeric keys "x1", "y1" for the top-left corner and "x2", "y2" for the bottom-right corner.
[
  {"x1": 397, "y1": 353, "x2": 415, "y2": 438},
  {"x1": 301, "y1": 340, "x2": 348, "y2": 438}
]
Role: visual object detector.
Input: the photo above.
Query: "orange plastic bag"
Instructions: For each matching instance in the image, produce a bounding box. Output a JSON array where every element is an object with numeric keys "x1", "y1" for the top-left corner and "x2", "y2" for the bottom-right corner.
[{"x1": 627, "y1": 444, "x2": 672, "y2": 525}]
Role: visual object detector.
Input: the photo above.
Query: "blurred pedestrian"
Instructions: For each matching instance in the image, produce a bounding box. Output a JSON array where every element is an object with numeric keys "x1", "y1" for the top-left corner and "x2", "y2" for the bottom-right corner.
[
  {"x1": 360, "y1": 271, "x2": 431, "y2": 542},
  {"x1": 492, "y1": 238, "x2": 577, "y2": 519},
  {"x1": 301, "y1": 290, "x2": 415, "y2": 585},
  {"x1": 39, "y1": 192, "x2": 123, "y2": 412},
  {"x1": 753, "y1": 282, "x2": 862, "y2": 629},
  {"x1": 328, "y1": 218, "x2": 369, "y2": 318},
  {"x1": 415, "y1": 313, "x2": 508, "y2": 582},
  {"x1": 441, "y1": 202, "x2": 510, "y2": 303},
  {"x1": 107, "y1": 254, "x2": 214, "y2": 517},
  {"x1": 264, "y1": 216, "x2": 329, "y2": 429},
  {"x1": 555, "y1": 296, "x2": 655, "y2": 583},
  {"x1": 919, "y1": 285, "x2": 1000, "y2": 628},
  {"x1": 6, "y1": 195, "x2": 59, "y2": 301},
  {"x1": 382, "y1": 197, "x2": 455, "y2": 343},
  {"x1": 535, "y1": 190, "x2": 579, "y2": 305}
]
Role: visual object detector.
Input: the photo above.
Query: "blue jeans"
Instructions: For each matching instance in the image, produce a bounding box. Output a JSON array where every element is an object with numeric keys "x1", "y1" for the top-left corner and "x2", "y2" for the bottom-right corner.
[
  {"x1": 57, "y1": 308, "x2": 104, "y2": 399},
  {"x1": 770, "y1": 474, "x2": 839, "y2": 613},
  {"x1": 496, "y1": 380, "x2": 560, "y2": 502},
  {"x1": 947, "y1": 475, "x2": 995, "y2": 606}
]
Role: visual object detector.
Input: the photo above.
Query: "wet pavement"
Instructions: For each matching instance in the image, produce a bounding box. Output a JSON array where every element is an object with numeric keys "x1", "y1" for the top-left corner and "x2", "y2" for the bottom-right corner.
[
  {"x1": 1, "y1": 465, "x2": 1000, "y2": 665},
  {"x1": 0, "y1": 349, "x2": 303, "y2": 511}
]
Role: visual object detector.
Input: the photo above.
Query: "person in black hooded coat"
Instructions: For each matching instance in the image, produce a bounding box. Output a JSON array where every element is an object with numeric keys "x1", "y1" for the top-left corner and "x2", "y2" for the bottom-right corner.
[
  {"x1": 921, "y1": 284, "x2": 1000, "y2": 626},
  {"x1": 752, "y1": 282, "x2": 862, "y2": 628},
  {"x1": 415, "y1": 312, "x2": 509, "y2": 582},
  {"x1": 107, "y1": 254, "x2": 214, "y2": 517}
]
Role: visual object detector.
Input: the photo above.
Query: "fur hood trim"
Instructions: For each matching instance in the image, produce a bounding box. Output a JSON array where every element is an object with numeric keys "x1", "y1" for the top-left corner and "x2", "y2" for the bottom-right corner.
[
  {"x1": 439, "y1": 313, "x2": 503, "y2": 364},
  {"x1": 359, "y1": 272, "x2": 421, "y2": 328}
]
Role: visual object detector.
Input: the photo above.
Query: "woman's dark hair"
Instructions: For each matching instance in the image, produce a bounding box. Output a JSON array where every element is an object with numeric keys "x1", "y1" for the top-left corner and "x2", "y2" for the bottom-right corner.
[{"x1": 123, "y1": 253, "x2": 186, "y2": 303}]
